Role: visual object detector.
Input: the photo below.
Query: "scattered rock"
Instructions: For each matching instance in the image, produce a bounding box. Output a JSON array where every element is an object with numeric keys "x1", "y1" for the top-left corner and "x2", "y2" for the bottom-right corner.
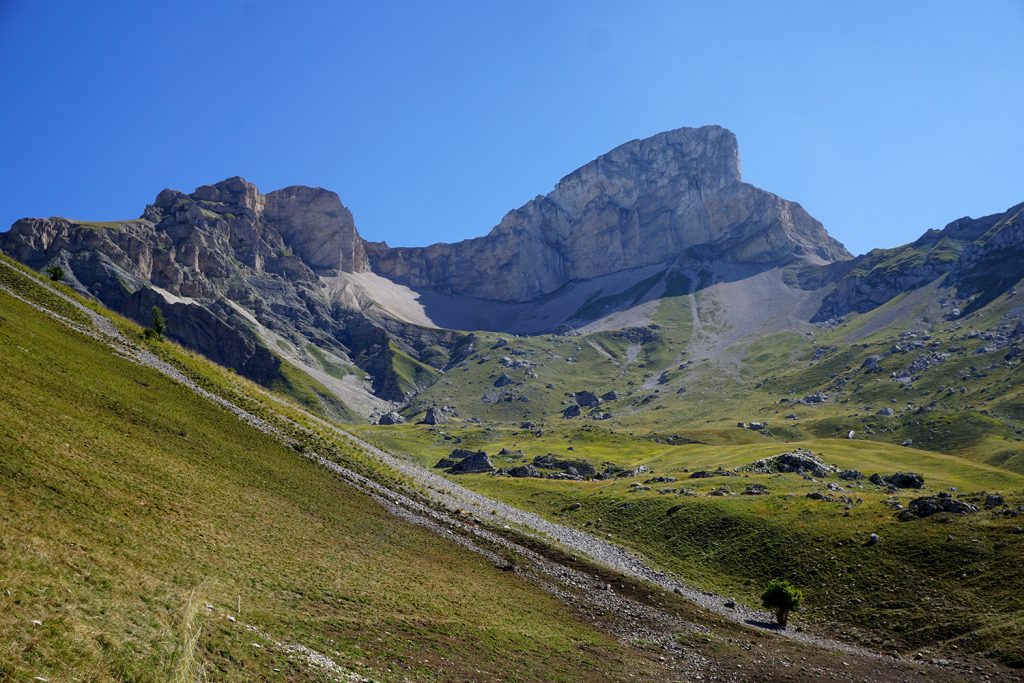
[
  {"x1": 866, "y1": 533, "x2": 880, "y2": 546},
  {"x1": 838, "y1": 469, "x2": 863, "y2": 481},
  {"x1": 600, "y1": 390, "x2": 620, "y2": 401},
  {"x1": 493, "y1": 372, "x2": 514, "y2": 387},
  {"x1": 742, "y1": 484, "x2": 769, "y2": 495},
  {"x1": 574, "y1": 391, "x2": 601, "y2": 407},
  {"x1": 562, "y1": 404, "x2": 582, "y2": 418},
  {"x1": 876, "y1": 407, "x2": 895, "y2": 416},
  {"x1": 690, "y1": 467, "x2": 739, "y2": 479}
]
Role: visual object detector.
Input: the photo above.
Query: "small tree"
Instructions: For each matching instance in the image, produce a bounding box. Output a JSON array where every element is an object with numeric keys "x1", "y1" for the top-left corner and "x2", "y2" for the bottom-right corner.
[
  {"x1": 761, "y1": 579, "x2": 802, "y2": 628},
  {"x1": 151, "y1": 305, "x2": 166, "y2": 340},
  {"x1": 45, "y1": 265, "x2": 64, "y2": 282}
]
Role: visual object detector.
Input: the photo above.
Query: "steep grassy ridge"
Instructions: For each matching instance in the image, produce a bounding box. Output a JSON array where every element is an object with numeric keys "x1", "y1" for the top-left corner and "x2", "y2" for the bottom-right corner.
[{"x1": 0, "y1": 268, "x2": 678, "y2": 681}]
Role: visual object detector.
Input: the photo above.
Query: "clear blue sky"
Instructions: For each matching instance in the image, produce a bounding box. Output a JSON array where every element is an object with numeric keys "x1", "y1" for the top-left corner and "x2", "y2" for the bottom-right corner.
[{"x1": 1, "y1": 1, "x2": 1021, "y2": 255}]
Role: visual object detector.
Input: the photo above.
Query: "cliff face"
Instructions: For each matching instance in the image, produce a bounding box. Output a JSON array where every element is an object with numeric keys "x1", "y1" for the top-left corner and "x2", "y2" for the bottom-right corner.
[{"x1": 367, "y1": 126, "x2": 850, "y2": 302}]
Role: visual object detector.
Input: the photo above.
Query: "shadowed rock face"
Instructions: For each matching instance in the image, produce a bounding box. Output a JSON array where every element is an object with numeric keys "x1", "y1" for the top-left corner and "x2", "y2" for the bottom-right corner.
[{"x1": 366, "y1": 125, "x2": 851, "y2": 302}]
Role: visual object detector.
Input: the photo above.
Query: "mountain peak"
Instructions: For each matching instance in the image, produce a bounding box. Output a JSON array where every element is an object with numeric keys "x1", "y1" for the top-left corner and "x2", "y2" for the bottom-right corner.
[{"x1": 369, "y1": 125, "x2": 850, "y2": 302}]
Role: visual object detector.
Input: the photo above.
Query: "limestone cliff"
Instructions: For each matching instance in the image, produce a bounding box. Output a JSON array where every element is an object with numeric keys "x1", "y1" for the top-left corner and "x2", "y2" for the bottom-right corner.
[{"x1": 367, "y1": 126, "x2": 850, "y2": 302}]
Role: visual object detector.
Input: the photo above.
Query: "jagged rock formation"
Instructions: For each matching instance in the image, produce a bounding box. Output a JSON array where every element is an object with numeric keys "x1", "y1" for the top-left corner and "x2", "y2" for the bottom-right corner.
[
  {"x1": 0, "y1": 177, "x2": 459, "y2": 409},
  {"x1": 368, "y1": 125, "x2": 850, "y2": 302}
]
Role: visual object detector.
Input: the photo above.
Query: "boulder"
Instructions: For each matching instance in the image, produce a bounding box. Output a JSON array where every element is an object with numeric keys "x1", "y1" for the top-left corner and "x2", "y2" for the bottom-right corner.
[
  {"x1": 738, "y1": 449, "x2": 835, "y2": 478},
  {"x1": 984, "y1": 493, "x2": 1005, "y2": 509},
  {"x1": 447, "y1": 450, "x2": 496, "y2": 474},
  {"x1": 493, "y1": 373, "x2": 514, "y2": 387},
  {"x1": 375, "y1": 411, "x2": 406, "y2": 425},
  {"x1": 870, "y1": 472, "x2": 925, "y2": 489},
  {"x1": 876, "y1": 407, "x2": 895, "y2": 416},
  {"x1": 600, "y1": 390, "x2": 619, "y2": 401},
  {"x1": 507, "y1": 464, "x2": 542, "y2": 478},
  {"x1": 898, "y1": 493, "x2": 978, "y2": 520},
  {"x1": 862, "y1": 355, "x2": 883, "y2": 373},
  {"x1": 562, "y1": 404, "x2": 582, "y2": 418},
  {"x1": 574, "y1": 391, "x2": 601, "y2": 407},
  {"x1": 420, "y1": 407, "x2": 448, "y2": 425},
  {"x1": 533, "y1": 454, "x2": 597, "y2": 479}
]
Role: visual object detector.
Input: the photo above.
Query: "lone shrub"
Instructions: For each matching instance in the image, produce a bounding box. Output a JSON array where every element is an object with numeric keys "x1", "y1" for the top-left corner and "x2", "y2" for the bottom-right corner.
[
  {"x1": 761, "y1": 579, "x2": 802, "y2": 628},
  {"x1": 44, "y1": 265, "x2": 64, "y2": 282},
  {"x1": 151, "y1": 305, "x2": 166, "y2": 340}
]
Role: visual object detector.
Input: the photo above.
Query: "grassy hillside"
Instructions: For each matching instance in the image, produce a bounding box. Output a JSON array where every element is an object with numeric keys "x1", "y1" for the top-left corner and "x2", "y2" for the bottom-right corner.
[
  {"x1": 405, "y1": 279, "x2": 1024, "y2": 471},
  {"x1": 0, "y1": 262, "x2": 681, "y2": 681},
  {"x1": 350, "y1": 421, "x2": 1024, "y2": 666}
]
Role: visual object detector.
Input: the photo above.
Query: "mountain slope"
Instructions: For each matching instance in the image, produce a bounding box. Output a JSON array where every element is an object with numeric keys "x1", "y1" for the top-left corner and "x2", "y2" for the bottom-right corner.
[
  {"x1": 0, "y1": 257, "x2": 690, "y2": 682},
  {"x1": 814, "y1": 202, "x2": 1024, "y2": 322}
]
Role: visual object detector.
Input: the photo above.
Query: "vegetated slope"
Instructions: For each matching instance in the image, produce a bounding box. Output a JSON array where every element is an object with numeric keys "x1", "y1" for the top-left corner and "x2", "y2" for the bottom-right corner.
[
  {"x1": 351, "y1": 420, "x2": 1024, "y2": 668},
  {"x1": 0, "y1": 259, "x2": 684, "y2": 682}
]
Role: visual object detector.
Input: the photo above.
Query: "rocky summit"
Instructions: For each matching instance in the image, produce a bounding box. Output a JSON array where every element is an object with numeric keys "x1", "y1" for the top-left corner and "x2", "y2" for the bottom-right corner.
[{"x1": 368, "y1": 125, "x2": 849, "y2": 301}]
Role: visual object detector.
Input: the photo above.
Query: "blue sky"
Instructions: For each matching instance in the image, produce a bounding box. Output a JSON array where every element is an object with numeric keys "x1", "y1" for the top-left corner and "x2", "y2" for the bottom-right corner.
[{"x1": 1, "y1": 1, "x2": 1021, "y2": 255}]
